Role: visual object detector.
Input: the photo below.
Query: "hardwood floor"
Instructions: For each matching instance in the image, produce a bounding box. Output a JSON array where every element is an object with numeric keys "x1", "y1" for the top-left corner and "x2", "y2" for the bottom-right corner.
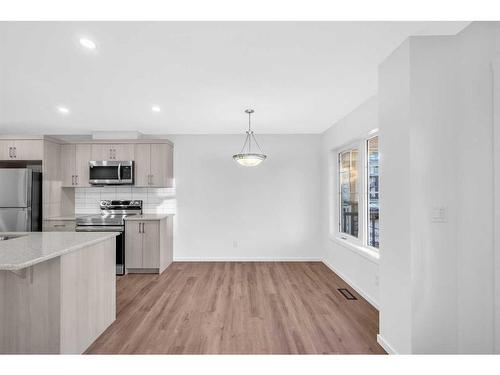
[{"x1": 86, "y1": 262, "x2": 385, "y2": 354}]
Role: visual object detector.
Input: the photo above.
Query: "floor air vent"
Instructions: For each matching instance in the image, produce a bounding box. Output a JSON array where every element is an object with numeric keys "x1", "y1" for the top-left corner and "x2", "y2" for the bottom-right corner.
[{"x1": 338, "y1": 288, "x2": 357, "y2": 300}]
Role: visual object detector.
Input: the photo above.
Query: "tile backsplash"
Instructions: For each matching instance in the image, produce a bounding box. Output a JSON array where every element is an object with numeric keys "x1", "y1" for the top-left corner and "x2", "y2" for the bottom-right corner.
[{"x1": 75, "y1": 187, "x2": 176, "y2": 214}]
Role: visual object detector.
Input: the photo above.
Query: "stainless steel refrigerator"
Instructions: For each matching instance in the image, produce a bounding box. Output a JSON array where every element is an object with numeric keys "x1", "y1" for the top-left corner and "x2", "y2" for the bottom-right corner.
[{"x1": 0, "y1": 169, "x2": 42, "y2": 232}]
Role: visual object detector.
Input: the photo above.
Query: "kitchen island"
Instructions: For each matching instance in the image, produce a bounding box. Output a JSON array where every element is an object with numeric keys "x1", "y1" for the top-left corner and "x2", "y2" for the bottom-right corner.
[{"x1": 0, "y1": 232, "x2": 118, "y2": 354}]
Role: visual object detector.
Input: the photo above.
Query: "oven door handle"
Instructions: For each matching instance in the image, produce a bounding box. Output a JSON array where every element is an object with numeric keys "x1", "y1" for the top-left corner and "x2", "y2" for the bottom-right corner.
[
  {"x1": 76, "y1": 226, "x2": 124, "y2": 232},
  {"x1": 117, "y1": 163, "x2": 121, "y2": 181}
]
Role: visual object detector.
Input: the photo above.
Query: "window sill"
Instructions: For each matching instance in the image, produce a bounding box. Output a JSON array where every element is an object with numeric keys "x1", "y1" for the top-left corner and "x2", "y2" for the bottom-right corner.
[{"x1": 328, "y1": 234, "x2": 380, "y2": 264}]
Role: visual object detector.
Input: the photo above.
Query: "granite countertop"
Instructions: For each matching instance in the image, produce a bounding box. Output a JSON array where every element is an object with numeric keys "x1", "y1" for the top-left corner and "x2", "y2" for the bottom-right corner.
[
  {"x1": 0, "y1": 232, "x2": 118, "y2": 271},
  {"x1": 124, "y1": 214, "x2": 175, "y2": 221}
]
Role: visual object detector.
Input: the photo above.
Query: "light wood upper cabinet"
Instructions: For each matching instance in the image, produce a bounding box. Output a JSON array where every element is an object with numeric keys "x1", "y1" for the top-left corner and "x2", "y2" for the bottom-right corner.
[
  {"x1": 134, "y1": 144, "x2": 151, "y2": 187},
  {"x1": 0, "y1": 140, "x2": 13, "y2": 160},
  {"x1": 61, "y1": 144, "x2": 91, "y2": 187},
  {"x1": 91, "y1": 144, "x2": 134, "y2": 161},
  {"x1": 0, "y1": 139, "x2": 43, "y2": 160},
  {"x1": 150, "y1": 144, "x2": 173, "y2": 187},
  {"x1": 61, "y1": 144, "x2": 76, "y2": 187},
  {"x1": 134, "y1": 143, "x2": 173, "y2": 187},
  {"x1": 75, "y1": 144, "x2": 91, "y2": 187}
]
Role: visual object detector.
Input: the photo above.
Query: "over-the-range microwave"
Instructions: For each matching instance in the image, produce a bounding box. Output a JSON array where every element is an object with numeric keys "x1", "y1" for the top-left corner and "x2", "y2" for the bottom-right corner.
[{"x1": 89, "y1": 160, "x2": 134, "y2": 185}]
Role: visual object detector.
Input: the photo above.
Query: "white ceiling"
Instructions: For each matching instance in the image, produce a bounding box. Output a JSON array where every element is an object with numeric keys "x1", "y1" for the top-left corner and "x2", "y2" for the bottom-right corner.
[{"x1": 0, "y1": 21, "x2": 469, "y2": 135}]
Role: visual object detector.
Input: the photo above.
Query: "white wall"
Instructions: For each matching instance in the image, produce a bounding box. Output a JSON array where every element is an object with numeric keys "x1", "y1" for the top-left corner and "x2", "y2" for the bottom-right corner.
[
  {"x1": 170, "y1": 134, "x2": 322, "y2": 261},
  {"x1": 494, "y1": 57, "x2": 500, "y2": 355},
  {"x1": 453, "y1": 22, "x2": 499, "y2": 354},
  {"x1": 378, "y1": 22, "x2": 500, "y2": 354},
  {"x1": 319, "y1": 96, "x2": 380, "y2": 308},
  {"x1": 409, "y1": 35, "x2": 459, "y2": 354},
  {"x1": 378, "y1": 40, "x2": 412, "y2": 354}
]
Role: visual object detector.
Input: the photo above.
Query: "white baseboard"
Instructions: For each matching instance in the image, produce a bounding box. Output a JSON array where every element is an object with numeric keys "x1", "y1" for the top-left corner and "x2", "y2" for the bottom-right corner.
[
  {"x1": 322, "y1": 258, "x2": 379, "y2": 310},
  {"x1": 173, "y1": 257, "x2": 322, "y2": 262},
  {"x1": 377, "y1": 334, "x2": 398, "y2": 354}
]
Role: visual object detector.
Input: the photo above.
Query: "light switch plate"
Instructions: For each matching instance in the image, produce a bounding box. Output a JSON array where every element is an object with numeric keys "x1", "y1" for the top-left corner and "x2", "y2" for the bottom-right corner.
[{"x1": 432, "y1": 206, "x2": 448, "y2": 223}]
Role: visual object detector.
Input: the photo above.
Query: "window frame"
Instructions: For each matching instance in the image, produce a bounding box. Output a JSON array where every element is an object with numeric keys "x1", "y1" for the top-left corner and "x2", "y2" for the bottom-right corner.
[
  {"x1": 330, "y1": 130, "x2": 380, "y2": 255},
  {"x1": 337, "y1": 144, "x2": 362, "y2": 245},
  {"x1": 331, "y1": 140, "x2": 364, "y2": 247},
  {"x1": 364, "y1": 134, "x2": 379, "y2": 251}
]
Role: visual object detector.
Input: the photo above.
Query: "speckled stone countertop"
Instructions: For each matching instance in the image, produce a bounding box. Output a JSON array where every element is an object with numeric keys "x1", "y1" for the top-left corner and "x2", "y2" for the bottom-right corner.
[
  {"x1": 123, "y1": 214, "x2": 175, "y2": 221},
  {"x1": 0, "y1": 232, "x2": 118, "y2": 271}
]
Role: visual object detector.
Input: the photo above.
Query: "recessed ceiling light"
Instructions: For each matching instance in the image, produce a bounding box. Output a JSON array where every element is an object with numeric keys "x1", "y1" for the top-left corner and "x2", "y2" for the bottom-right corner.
[
  {"x1": 152, "y1": 106, "x2": 161, "y2": 113},
  {"x1": 79, "y1": 38, "x2": 96, "y2": 50},
  {"x1": 57, "y1": 106, "x2": 70, "y2": 114}
]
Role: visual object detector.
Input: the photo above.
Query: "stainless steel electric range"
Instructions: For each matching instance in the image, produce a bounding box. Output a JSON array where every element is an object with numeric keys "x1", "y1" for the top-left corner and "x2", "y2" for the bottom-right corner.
[{"x1": 76, "y1": 200, "x2": 142, "y2": 275}]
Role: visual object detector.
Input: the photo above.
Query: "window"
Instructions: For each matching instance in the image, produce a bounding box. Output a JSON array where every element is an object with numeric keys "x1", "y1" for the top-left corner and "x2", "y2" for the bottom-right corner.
[
  {"x1": 339, "y1": 148, "x2": 359, "y2": 238},
  {"x1": 334, "y1": 132, "x2": 380, "y2": 252},
  {"x1": 366, "y1": 136, "x2": 379, "y2": 248}
]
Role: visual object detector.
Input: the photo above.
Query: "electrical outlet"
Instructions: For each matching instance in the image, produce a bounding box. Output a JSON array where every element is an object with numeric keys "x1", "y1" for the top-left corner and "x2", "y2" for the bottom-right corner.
[{"x1": 233, "y1": 240, "x2": 238, "y2": 248}]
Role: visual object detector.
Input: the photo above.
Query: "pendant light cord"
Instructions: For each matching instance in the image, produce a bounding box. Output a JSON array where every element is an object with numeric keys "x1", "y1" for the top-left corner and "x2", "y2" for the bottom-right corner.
[{"x1": 238, "y1": 109, "x2": 264, "y2": 154}]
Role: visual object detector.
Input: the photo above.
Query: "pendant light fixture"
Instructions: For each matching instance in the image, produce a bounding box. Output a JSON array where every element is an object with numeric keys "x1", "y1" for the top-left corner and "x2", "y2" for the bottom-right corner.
[{"x1": 233, "y1": 109, "x2": 267, "y2": 167}]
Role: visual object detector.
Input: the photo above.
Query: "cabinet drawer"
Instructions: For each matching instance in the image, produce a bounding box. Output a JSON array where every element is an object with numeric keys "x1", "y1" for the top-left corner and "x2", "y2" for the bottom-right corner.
[{"x1": 43, "y1": 220, "x2": 76, "y2": 232}]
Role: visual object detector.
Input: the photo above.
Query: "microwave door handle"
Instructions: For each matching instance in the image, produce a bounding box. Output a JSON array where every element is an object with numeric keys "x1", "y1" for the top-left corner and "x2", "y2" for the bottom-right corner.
[{"x1": 117, "y1": 163, "x2": 121, "y2": 181}]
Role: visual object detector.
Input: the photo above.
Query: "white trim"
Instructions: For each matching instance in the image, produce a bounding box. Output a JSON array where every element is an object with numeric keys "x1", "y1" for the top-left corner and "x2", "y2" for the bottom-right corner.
[
  {"x1": 377, "y1": 334, "x2": 398, "y2": 355},
  {"x1": 492, "y1": 57, "x2": 500, "y2": 354},
  {"x1": 335, "y1": 142, "x2": 364, "y2": 247},
  {"x1": 173, "y1": 257, "x2": 322, "y2": 262},
  {"x1": 329, "y1": 234, "x2": 380, "y2": 264},
  {"x1": 322, "y1": 258, "x2": 379, "y2": 310}
]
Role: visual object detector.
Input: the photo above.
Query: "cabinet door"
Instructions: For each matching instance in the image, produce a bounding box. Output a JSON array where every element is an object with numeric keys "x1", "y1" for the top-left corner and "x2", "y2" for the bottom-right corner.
[
  {"x1": 74, "y1": 144, "x2": 91, "y2": 187},
  {"x1": 142, "y1": 221, "x2": 160, "y2": 268},
  {"x1": 125, "y1": 221, "x2": 143, "y2": 269},
  {"x1": 113, "y1": 144, "x2": 134, "y2": 161},
  {"x1": 13, "y1": 140, "x2": 44, "y2": 160},
  {"x1": 134, "y1": 144, "x2": 151, "y2": 187},
  {"x1": 90, "y1": 144, "x2": 111, "y2": 160},
  {"x1": 61, "y1": 144, "x2": 76, "y2": 187},
  {"x1": 0, "y1": 140, "x2": 13, "y2": 159},
  {"x1": 150, "y1": 144, "x2": 173, "y2": 187}
]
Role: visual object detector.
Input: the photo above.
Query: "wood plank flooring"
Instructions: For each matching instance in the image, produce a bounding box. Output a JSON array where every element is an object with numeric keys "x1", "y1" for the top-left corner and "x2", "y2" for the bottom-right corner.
[{"x1": 86, "y1": 262, "x2": 385, "y2": 354}]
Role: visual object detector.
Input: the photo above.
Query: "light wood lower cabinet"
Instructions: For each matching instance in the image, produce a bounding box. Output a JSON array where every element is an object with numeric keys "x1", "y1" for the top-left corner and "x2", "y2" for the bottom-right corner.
[
  {"x1": 0, "y1": 238, "x2": 116, "y2": 354},
  {"x1": 42, "y1": 219, "x2": 76, "y2": 232},
  {"x1": 125, "y1": 217, "x2": 173, "y2": 274}
]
